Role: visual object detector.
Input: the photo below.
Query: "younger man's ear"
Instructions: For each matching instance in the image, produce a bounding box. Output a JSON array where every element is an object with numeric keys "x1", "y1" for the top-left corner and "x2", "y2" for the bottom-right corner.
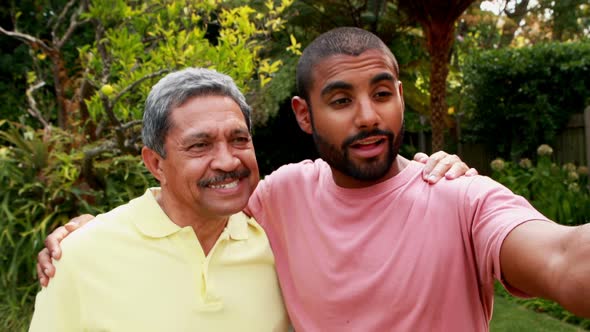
[
  {"x1": 142, "y1": 147, "x2": 166, "y2": 185},
  {"x1": 291, "y1": 96, "x2": 313, "y2": 134}
]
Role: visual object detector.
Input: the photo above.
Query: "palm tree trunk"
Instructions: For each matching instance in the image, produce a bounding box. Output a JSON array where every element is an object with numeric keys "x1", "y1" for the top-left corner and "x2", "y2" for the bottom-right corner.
[{"x1": 426, "y1": 23, "x2": 453, "y2": 151}]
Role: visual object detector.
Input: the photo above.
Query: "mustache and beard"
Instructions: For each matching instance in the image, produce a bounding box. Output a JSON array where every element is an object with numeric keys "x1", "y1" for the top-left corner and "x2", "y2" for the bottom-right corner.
[{"x1": 311, "y1": 116, "x2": 404, "y2": 182}]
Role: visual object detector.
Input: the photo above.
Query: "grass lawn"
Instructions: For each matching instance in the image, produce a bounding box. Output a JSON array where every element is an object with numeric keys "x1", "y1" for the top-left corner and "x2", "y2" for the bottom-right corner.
[{"x1": 491, "y1": 295, "x2": 587, "y2": 331}]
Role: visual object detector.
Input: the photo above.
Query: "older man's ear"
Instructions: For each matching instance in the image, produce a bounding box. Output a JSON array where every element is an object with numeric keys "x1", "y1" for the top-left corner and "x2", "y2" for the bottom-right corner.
[{"x1": 142, "y1": 147, "x2": 165, "y2": 184}]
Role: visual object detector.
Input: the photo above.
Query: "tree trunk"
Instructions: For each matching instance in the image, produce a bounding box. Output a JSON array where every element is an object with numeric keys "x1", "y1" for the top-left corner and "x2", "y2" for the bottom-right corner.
[
  {"x1": 499, "y1": 0, "x2": 529, "y2": 47},
  {"x1": 50, "y1": 50, "x2": 71, "y2": 130},
  {"x1": 426, "y1": 23, "x2": 453, "y2": 151}
]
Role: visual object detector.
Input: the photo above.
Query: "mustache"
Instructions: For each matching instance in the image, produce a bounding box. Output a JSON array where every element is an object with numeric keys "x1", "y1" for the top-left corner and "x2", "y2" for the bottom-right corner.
[
  {"x1": 198, "y1": 168, "x2": 251, "y2": 187},
  {"x1": 342, "y1": 128, "x2": 395, "y2": 149}
]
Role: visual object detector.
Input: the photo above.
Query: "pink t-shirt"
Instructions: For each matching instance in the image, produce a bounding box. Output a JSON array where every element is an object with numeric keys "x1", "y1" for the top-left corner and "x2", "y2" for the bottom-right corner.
[{"x1": 247, "y1": 159, "x2": 549, "y2": 331}]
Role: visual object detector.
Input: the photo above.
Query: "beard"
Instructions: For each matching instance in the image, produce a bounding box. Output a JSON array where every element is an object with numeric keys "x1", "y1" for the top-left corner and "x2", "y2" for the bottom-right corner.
[{"x1": 312, "y1": 123, "x2": 404, "y2": 182}]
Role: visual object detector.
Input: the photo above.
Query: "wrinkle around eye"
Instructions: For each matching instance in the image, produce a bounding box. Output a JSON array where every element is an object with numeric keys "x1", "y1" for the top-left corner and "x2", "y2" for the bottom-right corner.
[
  {"x1": 186, "y1": 142, "x2": 211, "y2": 153},
  {"x1": 231, "y1": 136, "x2": 251, "y2": 147}
]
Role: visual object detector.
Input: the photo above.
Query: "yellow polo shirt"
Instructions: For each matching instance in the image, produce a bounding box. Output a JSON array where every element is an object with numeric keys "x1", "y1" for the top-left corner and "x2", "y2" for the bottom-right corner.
[{"x1": 29, "y1": 188, "x2": 289, "y2": 332}]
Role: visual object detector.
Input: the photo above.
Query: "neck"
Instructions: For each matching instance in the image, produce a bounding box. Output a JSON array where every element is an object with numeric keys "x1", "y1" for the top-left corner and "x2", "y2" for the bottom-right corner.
[
  {"x1": 331, "y1": 155, "x2": 410, "y2": 188},
  {"x1": 155, "y1": 190, "x2": 228, "y2": 256}
]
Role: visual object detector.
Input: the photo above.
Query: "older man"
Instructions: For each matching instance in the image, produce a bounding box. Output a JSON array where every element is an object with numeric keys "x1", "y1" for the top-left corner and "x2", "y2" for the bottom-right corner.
[{"x1": 29, "y1": 68, "x2": 289, "y2": 331}]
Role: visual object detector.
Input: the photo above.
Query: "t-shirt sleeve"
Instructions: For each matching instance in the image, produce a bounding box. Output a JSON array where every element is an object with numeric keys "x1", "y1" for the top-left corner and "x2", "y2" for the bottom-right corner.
[
  {"x1": 465, "y1": 176, "x2": 550, "y2": 297},
  {"x1": 29, "y1": 255, "x2": 81, "y2": 331}
]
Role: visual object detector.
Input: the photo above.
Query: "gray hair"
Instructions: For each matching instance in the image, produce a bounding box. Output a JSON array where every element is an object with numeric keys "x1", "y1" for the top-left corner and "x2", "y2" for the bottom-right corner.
[{"x1": 142, "y1": 67, "x2": 252, "y2": 157}]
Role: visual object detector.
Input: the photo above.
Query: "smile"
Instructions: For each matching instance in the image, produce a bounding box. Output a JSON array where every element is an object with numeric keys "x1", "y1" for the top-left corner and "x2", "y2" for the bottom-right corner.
[{"x1": 208, "y1": 180, "x2": 239, "y2": 189}]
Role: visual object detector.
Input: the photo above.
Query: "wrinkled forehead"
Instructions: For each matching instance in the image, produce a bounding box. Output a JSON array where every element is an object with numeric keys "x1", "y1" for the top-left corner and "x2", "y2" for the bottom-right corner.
[{"x1": 169, "y1": 95, "x2": 248, "y2": 132}]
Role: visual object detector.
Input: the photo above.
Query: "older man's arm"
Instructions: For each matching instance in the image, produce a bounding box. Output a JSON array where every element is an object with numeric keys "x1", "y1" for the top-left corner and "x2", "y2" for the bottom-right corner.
[{"x1": 501, "y1": 221, "x2": 590, "y2": 317}]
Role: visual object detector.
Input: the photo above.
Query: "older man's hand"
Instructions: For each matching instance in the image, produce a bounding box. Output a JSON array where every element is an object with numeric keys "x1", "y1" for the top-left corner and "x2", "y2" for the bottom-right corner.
[{"x1": 413, "y1": 151, "x2": 478, "y2": 184}]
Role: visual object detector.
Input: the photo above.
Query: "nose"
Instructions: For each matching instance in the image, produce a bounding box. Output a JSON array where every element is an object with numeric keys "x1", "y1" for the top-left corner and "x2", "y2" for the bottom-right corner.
[
  {"x1": 354, "y1": 97, "x2": 380, "y2": 129},
  {"x1": 210, "y1": 143, "x2": 240, "y2": 172}
]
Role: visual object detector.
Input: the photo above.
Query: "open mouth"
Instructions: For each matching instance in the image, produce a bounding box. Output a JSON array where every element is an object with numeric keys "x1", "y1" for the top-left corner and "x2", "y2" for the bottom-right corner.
[
  {"x1": 208, "y1": 179, "x2": 239, "y2": 189},
  {"x1": 350, "y1": 136, "x2": 386, "y2": 149}
]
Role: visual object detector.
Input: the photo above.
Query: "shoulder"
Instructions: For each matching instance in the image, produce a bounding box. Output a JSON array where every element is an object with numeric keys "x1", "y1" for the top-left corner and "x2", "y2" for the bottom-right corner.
[
  {"x1": 60, "y1": 193, "x2": 148, "y2": 260},
  {"x1": 265, "y1": 159, "x2": 325, "y2": 178},
  {"x1": 259, "y1": 159, "x2": 327, "y2": 188},
  {"x1": 461, "y1": 175, "x2": 521, "y2": 203},
  {"x1": 426, "y1": 173, "x2": 504, "y2": 196}
]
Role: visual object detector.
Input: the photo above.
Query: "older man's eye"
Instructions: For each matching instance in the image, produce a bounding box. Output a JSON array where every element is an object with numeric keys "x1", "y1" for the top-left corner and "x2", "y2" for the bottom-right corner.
[
  {"x1": 190, "y1": 142, "x2": 209, "y2": 150},
  {"x1": 232, "y1": 136, "x2": 251, "y2": 145}
]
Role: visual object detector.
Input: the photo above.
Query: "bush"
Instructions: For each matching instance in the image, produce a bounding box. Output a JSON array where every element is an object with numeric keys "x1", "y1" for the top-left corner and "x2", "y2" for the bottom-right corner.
[
  {"x1": 462, "y1": 41, "x2": 590, "y2": 160},
  {"x1": 490, "y1": 144, "x2": 589, "y2": 226}
]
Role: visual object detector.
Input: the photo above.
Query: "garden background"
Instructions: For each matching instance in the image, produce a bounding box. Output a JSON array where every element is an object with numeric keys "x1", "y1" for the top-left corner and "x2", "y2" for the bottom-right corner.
[{"x1": 1, "y1": 0, "x2": 589, "y2": 330}]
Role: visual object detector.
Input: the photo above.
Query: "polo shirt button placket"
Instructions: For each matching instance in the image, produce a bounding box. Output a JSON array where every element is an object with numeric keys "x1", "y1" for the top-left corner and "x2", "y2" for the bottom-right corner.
[{"x1": 198, "y1": 231, "x2": 225, "y2": 311}]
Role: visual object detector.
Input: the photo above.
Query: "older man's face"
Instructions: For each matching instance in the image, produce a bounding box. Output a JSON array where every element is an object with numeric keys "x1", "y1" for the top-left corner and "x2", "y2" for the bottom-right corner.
[{"x1": 158, "y1": 95, "x2": 259, "y2": 220}]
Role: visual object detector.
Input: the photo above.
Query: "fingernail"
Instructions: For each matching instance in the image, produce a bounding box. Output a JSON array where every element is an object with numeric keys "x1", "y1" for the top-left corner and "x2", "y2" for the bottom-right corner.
[
  {"x1": 44, "y1": 269, "x2": 49, "y2": 275},
  {"x1": 51, "y1": 250, "x2": 57, "y2": 258},
  {"x1": 428, "y1": 174, "x2": 436, "y2": 182}
]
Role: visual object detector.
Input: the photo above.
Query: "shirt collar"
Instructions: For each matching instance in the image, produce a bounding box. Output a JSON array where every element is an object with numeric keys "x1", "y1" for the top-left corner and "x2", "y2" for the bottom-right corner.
[
  {"x1": 226, "y1": 212, "x2": 250, "y2": 241},
  {"x1": 133, "y1": 188, "x2": 183, "y2": 238},
  {"x1": 133, "y1": 188, "x2": 251, "y2": 241}
]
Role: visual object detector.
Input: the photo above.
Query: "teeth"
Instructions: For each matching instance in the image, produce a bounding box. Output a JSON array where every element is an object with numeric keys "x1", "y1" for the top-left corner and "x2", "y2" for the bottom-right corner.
[
  {"x1": 357, "y1": 138, "x2": 381, "y2": 145},
  {"x1": 209, "y1": 180, "x2": 239, "y2": 189}
]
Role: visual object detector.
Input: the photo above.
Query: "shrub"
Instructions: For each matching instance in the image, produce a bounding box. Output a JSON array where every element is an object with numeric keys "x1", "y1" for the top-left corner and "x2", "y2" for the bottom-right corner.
[
  {"x1": 491, "y1": 144, "x2": 589, "y2": 226},
  {"x1": 462, "y1": 41, "x2": 590, "y2": 160}
]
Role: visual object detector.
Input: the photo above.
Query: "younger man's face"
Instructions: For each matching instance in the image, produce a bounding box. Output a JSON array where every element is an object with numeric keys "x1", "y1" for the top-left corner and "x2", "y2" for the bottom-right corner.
[{"x1": 303, "y1": 49, "x2": 405, "y2": 188}]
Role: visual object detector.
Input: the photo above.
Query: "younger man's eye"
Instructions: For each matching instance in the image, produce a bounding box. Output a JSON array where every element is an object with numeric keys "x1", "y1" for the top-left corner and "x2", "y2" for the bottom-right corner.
[
  {"x1": 375, "y1": 91, "x2": 393, "y2": 98},
  {"x1": 330, "y1": 98, "x2": 351, "y2": 106}
]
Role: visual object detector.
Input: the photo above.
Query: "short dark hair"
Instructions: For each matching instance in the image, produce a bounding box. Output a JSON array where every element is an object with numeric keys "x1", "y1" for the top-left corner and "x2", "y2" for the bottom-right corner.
[{"x1": 296, "y1": 27, "x2": 400, "y2": 102}]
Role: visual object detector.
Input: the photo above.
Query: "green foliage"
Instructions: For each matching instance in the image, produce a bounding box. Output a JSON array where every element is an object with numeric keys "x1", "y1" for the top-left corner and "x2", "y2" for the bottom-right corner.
[
  {"x1": 490, "y1": 144, "x2": 590, "y2": 226},
  {"x1": 0, "y1": 121, "x2": 158, "y2": 331},
  {"x1": 462, "y1": 41, "x2": 590, "y2": 160}
]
